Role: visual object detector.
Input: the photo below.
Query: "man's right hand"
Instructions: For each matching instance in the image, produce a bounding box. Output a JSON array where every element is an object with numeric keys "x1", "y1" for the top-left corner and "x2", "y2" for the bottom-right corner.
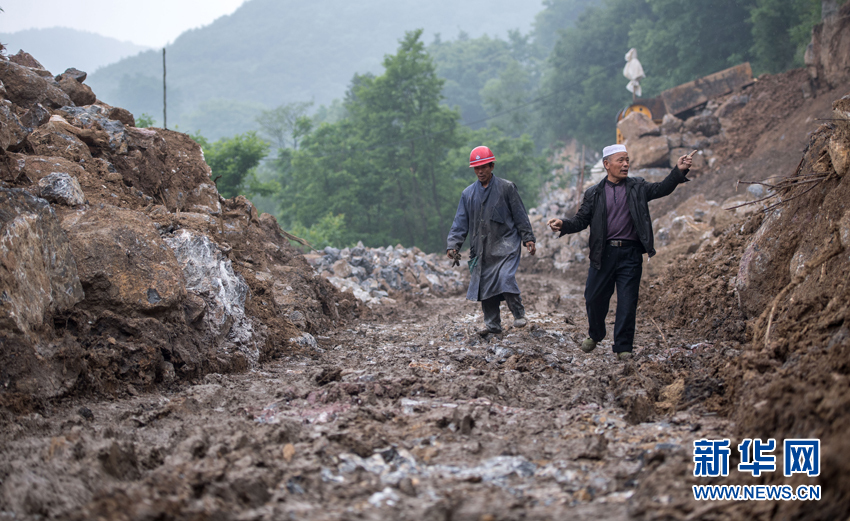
[
  {"x1": 547, "y1": 218, "x2": 563, "y2": 233},
  {"x1": 447, "y1": 249, "x2": 457, "y2": 259}
]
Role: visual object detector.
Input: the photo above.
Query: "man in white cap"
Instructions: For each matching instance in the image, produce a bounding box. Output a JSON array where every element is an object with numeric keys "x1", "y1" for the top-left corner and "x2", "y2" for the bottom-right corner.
[{"x1": 547, "y1": 145, "x2": 693, "y2": 360}]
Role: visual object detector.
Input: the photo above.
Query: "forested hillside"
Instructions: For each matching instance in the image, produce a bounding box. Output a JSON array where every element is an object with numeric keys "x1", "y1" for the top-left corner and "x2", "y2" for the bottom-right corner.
[{"x1": 87, "y1": 0, "x2": 542, "y2": 136}]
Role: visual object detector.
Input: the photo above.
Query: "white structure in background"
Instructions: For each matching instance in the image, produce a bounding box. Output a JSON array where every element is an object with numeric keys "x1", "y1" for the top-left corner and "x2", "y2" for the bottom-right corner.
[{"x1": 623, "y1": 48, "x2": 645, "y2": 98}]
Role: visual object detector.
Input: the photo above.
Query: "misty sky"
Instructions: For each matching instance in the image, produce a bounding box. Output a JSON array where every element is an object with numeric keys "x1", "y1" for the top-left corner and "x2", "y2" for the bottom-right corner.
[{"x1": 1, "y1": 0, "x2": 247, "y2": 48}]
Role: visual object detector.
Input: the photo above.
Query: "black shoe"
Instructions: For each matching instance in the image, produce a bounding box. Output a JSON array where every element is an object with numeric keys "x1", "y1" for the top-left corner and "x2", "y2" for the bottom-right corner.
[{"x1": 478, "y1": 328, "x2": 502, "y2": 337}]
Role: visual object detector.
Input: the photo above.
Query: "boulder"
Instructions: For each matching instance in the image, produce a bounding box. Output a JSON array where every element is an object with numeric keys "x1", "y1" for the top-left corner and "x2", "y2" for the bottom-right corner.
[
  {"x1": 0, "y1": 104, "x2": 30, "y2": 150},
  {"x1": 56, "y1": 106, "x2": 129, "y2": 154},
  {"x1": 7, "y1": 50, "x2": 46, "y2": 70},
  {"x1": 19, "y1": 103, "x2": 51, "y2": 129},
  {"x1": 828, "y1": 97, "x2": 850, "y2": 177},
  {"x1": 1, "y1": 154, "x2": 87, "y2": 186},
  {"x1": 660, "y1": 114, "x2": 684, "y2": 134},
  {"x1": 164, "y1": 229, "x2": 261, "y2": 366},
  {"x1": 59, "y1": 206, "x2": 187, "y2": 314},
  {"x1": 681, "y1": 132, "x2": 712, "y2": 150},
  {"x1": 332, "y1": 259, "x2": 353, "y2": 278},
  {"x1": 715, "y1": 94, "x2": 749, "y2": 119},
  {"x1": 810, "y1": 3, "x2": 850, "y2": 88},
  {"x1": 683, "y1": 114, "x2": 721, "y2": 137},
  {"x1": 617, "y1": 112, "x2": 660, "y2": 142},
  {"x1": 625, "y1": 135, "x2": 669, "y2": 168},
  {"x1": 665, "y1": 132, "x2": 682, "y2": 149},
  {"x1": 37, "y1": 172, "x2": 85, "y2": 206},
  {"x1": 26, "y1": 121, "x2": 93, "y2": 163},
  {"x1": 55, "y1": 67, "x2": 87, "y2": 83},
  {"x1": 164, "y1": 230, "x2": 246, "y2": 331},
  {"x1": 111, "y1": 128, "x2": 220, "y2": 214},
  {"x1": 0, "y1": 60, "x2": 72, "y2": 109},
  {"x1": 0, "y1": 188, "x2": 84, "y2": 339},
  {"x1": 57, "y1": 75, "x2": 97, "y2": 106},
  {"x1": 736, "y1": 210, "x2": 797, "y2": 318},
  {"x1": 108, "y1": 107, "x2": 135, "y2": 127}
]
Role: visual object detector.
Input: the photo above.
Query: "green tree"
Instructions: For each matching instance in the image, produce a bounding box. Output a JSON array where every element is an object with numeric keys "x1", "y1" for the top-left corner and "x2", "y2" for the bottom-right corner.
[
  {"x1": 542, "y1": 0, "x2": 653, "y2": 150},
  {"x1": 428, "y1": 34, "x2": 519, "y2": 128},
  {"x1": 196, "y1": 132, "x2": 271, "y2": 199},
  {"x1": 256, "y1": 101, "x2": 314, "y2": 150},
  {"x1": 136, "y1": 113, "x2": 156, "y2": 128},
  {"x1": 180, "y1": 98, "x2": 266, "y2": 141},
  {"x1": 313, "y1": 99, "x2": 347, "y2": 125},
  {"x1": 749, "y1": 0, "x2": 840, "y2": 73},
  {"x1": 283, "y1": 30, "x2": 468, "y2": 251},
  {"x1": 289, "y1": 212, "x2": 350, "y2": 250},
  {"x1": 480, "y1": 59, "x2": 534, "y2": 136},
  {"x1": 531, "y1": 0, "x2": 597, "y2": 53},
  {"x1": 628, "y1": 0, "x2": 755, "y2": 95}
]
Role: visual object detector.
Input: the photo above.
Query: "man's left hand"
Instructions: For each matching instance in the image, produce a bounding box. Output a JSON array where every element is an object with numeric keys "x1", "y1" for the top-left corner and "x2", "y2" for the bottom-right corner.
[
  {"x1": 525, "y1": 241, "x2": 536, "y2": 256},
  {"x1": 677, "y1": 151, "x2": 695, "y2": 171}
]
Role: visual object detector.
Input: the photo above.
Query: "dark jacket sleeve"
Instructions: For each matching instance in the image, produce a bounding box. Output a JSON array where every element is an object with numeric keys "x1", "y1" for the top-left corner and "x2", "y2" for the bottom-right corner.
[
  {"x1": 645, "y1": 166, "x2": 690, "y2": 201},
  {"x1": 559, "y1": 186, "x2": 595, "y2": 236},
  {"x1": 446, "y1": 192, "x2": 469, "y2": 252},
  {"x1": 507, "y1": 183, "x2": 535, "y2": 244}
]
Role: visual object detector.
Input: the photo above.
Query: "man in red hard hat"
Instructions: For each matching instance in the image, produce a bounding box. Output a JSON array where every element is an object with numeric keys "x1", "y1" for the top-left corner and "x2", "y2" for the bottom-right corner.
[{"x1": 447, "y1": 146, "x2": 536, "y2": 337}]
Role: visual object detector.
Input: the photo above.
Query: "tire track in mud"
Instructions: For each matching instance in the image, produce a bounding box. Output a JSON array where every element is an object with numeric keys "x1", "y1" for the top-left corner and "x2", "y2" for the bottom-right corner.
[{"x1": 0, "y1": 271, "x2": 736, "y2": 520}]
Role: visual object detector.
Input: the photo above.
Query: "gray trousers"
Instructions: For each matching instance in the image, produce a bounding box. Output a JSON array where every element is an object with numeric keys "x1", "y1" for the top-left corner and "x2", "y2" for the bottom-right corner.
[{"x1": 482, "y1": 292, "x2": 525, "y2": 333}]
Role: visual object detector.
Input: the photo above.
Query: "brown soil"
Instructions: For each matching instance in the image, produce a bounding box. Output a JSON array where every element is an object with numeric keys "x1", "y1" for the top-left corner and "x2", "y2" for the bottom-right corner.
[{"x1": 0, "y1": 271, "x2": 738, "y2": 520}]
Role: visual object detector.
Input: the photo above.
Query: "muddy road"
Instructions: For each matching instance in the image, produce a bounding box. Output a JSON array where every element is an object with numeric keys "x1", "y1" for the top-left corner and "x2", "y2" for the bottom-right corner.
[{"x1": 0, "y1": 269, "x2": 736, "y2": 520}]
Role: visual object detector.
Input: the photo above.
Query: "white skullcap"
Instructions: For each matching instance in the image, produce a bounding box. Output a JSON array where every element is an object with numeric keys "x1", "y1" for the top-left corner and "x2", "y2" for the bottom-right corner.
[{"x1": 602, "y1": 144, "x2": 627, "y2": 158}]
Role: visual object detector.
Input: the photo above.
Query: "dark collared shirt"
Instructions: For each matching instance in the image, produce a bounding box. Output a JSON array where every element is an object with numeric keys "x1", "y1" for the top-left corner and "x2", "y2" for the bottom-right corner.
[{"x1": 605, "y1": 180, "x2": 639, "y2": 242}]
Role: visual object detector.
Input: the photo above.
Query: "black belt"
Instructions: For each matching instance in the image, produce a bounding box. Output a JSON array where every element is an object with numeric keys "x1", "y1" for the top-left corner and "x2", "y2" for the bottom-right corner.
[{"x1": 607, "y1": 239, "x2": 641, "y2": 247}]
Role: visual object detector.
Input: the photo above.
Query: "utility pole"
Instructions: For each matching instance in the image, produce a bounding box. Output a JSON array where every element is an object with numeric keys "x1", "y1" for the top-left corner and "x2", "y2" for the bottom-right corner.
[{"x1": 162, "y1": 48, "x2": 167, "y2": 129}]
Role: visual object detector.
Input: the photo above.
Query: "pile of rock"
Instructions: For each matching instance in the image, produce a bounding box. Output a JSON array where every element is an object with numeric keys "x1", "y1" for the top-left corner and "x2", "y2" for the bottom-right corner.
[
  {"x1": 0, "y1": 50, "x2": 351, "y2": 400},
  {"x1": 617, "y1": 93, "x2": 751, "y2": 171},
  {"x1": 305, "y1": 243, "x2": 467, "y2": 306}
]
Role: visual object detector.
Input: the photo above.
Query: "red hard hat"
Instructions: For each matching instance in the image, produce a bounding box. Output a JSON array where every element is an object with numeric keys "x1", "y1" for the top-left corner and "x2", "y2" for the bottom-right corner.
[{"x1": 469, "y1": 146, "x2": 495, "y2": 167}]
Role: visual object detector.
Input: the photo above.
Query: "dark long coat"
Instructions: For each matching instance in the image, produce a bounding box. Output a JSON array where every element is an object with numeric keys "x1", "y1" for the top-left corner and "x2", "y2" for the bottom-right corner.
[{"x1": 447, "y1": 175, "x2": 535, "y2": 301}]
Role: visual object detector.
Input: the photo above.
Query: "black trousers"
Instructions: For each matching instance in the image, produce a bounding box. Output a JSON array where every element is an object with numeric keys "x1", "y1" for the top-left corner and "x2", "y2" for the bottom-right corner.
[
  {"x1": 584, "y1": 243, "x2": 643, "y2": 353},
  {"x1": 482, "y1": 293, "x2": 524, "y2": 333}
]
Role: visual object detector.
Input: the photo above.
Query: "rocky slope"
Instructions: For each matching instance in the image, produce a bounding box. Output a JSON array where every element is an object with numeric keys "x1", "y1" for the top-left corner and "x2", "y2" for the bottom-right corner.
[{"x1": 0, "y1": 49, "x2": 354, "y2": 408}]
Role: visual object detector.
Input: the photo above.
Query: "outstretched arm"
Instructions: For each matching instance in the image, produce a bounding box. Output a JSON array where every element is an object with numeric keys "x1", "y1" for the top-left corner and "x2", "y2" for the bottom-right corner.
[
  {"x1": 548, "y1": 188, "x2": 594, "y2": 236},
  {"x1": 646, "y1": 153, "x2": 693, "y2": 201}
]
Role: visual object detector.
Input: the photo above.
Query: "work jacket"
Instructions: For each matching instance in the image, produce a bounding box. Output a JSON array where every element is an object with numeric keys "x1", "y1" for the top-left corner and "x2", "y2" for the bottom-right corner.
[
  {"x1": 559, "y1": 166, "x2": 689, "y2": 270},
  {"x1": 447, "y1": 175, "x2": 535, "y2": 301}
]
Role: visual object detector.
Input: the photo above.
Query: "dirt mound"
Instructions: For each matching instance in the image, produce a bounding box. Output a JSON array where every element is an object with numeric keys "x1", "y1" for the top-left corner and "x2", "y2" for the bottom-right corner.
[
  {"x1": 0, "y1": 52, "x2": 355, "y2": 406},
  {"x1": 627, "y1": 10, "x2": 850, "y2": 518},
  {"x1": 640, "y1": 91, "x2": 850, "y2": 519}
]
